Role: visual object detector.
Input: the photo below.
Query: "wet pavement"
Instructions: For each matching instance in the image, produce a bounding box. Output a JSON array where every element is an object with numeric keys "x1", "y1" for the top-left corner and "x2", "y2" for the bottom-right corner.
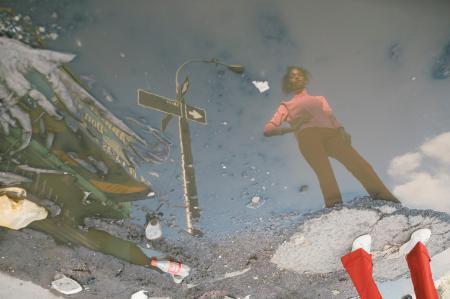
[{"x1": 1, "y1": 1, "x2": 450, "y2": 298}]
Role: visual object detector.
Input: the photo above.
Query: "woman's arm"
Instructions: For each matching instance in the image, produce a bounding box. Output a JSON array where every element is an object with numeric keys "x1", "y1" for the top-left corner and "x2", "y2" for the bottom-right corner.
[{"x1": 263, "y1": 104, "x2": 290, "y2": 137}]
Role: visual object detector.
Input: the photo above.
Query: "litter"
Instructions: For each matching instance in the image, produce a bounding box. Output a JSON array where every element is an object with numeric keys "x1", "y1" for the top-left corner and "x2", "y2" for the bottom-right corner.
[
  {"x1": 145, "y1": 217, "x2": 162, "y2": 240},
  {"x1": 0, "y1": 187, "x2": 48, "y2": 230},
  {"x1": 150, "y1": 258, "x2": 190, "y2": 284},
  {"x1": 131, "y1": 290, "x2": 148, "y2": 299},
  {"x1": 51, "y1": 274, "x2": 83, "y2": 295},
  {"x1": 251, "y1": 80, "x2": 270, "y2": 93}
]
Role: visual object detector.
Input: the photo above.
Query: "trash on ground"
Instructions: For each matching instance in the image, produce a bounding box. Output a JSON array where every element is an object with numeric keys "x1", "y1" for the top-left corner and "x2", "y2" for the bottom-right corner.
[
  {"x1": 251, "y1": 80, "x2": 270, "y2": 93},
  {"x1": 131, "y1": 290, "x2": 148, "y2": 299},
  {"x1": 246, "y1": 196, "x2": 265, "y2": 209},
  {"x1": 145, "y1": 217, "x2": 162, "y2": 240},
  {"x1": 150, "y1": 258, "x2": 190, "y2": 284},
  {"x1": 0, "y1": 187, "x2": 48, "y2": 230},
  {"x1": 51, "y1": 274, "x2": 83, "y2": 295}
]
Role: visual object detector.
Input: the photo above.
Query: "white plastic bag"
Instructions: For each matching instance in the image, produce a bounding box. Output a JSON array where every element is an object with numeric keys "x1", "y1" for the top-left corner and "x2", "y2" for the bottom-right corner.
[{"x1": 0, "y1": 187, "x2": 47, "y2": 230}]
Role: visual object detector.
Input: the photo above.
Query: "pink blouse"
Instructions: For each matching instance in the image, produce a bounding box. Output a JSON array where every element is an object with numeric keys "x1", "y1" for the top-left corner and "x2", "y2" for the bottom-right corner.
[{"x1": 264, "y1": 89, "x2": 341, "y2": 135}]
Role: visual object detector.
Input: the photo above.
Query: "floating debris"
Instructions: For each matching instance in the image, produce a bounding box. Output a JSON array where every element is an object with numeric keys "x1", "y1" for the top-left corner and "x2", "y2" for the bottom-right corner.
[{"x1": 252, "y1": 80, "x2": 270, "y2": 93}]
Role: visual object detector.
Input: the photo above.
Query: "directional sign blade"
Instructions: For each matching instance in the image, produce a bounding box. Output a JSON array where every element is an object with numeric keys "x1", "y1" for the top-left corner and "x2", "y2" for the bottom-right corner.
[
  {"x1": 185, "y1": 104, "x2": 207, "y2": 125},
  {"x1": 137, "y1": 89, "x2": 181, "y2": 117}
]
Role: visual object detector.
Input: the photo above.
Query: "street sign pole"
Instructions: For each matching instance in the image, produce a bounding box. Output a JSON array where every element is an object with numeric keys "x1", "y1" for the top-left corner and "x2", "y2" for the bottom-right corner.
[
  {"x1": 177, "y1": 78, "x2": 200, "y2": 235},
  {"x1": 137, "y1": 83, "x2": 205, "y2": 236}
]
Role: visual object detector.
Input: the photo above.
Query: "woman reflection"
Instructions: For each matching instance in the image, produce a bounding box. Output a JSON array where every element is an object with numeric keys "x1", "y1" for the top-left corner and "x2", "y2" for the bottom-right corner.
[{"x1": 263, "y1": 66, "x2": 400, "y2": 208}]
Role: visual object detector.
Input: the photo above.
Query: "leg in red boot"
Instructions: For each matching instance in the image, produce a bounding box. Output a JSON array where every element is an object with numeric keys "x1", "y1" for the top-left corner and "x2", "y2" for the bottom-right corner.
[
  {"x1": 406, "y1": 242, "x2": 439, "y2": 299},
  {"x1": 341, "y1": 235, "x2": 383, "y2": 299}
]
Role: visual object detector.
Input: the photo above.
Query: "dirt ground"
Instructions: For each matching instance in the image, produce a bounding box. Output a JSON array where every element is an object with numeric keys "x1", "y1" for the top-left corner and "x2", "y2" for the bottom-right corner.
[{"x1": 0, "y1": 208, "x2": 358, "y2": 299}]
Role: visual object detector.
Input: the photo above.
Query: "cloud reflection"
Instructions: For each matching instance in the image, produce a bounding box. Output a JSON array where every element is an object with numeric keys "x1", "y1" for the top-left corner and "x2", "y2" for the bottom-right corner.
[{"x1": 389, "y1": 132, "x2": 450, "y2": 213}]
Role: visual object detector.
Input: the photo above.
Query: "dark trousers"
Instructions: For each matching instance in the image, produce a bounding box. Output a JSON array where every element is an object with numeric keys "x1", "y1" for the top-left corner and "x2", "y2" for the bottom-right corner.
[{"x1": 296, "y1": 127, "x2": 398, "y2": 208}]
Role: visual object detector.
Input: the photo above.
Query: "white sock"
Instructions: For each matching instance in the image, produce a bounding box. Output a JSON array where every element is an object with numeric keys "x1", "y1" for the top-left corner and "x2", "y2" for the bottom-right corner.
[
  {"x1": 352, "y1": 234, "x2": 372, "y2": 254},
  {"x1": 399, "y1": 228, "x2": 431, "y2": 255}
]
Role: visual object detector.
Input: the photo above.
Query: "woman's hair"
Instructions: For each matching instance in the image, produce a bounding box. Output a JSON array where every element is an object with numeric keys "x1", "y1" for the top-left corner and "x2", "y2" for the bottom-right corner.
[{"x1": 281, "y1": 66, "x2": 311, "y2": 93}]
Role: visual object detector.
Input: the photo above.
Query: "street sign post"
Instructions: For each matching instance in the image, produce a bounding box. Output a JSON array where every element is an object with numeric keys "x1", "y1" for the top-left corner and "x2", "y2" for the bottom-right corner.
[{"x1": 137, "y1": 85, "x2": 206, "y2": 236}]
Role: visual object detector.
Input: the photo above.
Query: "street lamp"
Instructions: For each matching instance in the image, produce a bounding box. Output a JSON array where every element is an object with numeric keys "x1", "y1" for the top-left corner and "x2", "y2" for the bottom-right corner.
[{"x1": 175, "y1": 58, "x2": 244, "y2": 92}]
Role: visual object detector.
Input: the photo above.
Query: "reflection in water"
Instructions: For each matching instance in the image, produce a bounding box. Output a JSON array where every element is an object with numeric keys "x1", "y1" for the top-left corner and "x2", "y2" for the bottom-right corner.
[
  {"x1": 263, "y1": 66, "x2": 400, "y2": 208},
  {"x1": 0, "y1": 15, "x2": 166, "y2": 268},
  {"x1": 31, "y1": 220, "x2": 152, "y2": 266}
]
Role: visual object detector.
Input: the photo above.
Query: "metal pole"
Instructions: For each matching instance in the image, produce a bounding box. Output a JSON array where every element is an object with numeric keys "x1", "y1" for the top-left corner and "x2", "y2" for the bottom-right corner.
[{"x1": 176, "y1": 83, "x2": 200, "y2": 235}]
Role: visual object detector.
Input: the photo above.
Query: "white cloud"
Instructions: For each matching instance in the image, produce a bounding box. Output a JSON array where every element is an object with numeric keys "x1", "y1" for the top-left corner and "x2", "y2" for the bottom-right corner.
[
  {"x1": 420, "y1": 132, "x2": 450, "y2": 165},
  {"x1": 387, "y1": 152, "x2": 422, "y2": 179},
  {"x1": 389, "y1": 132, "x2": 450, "y2": 213},
  {"x1": 392, "y1": 172, "x2": 450, "y2": 212}
]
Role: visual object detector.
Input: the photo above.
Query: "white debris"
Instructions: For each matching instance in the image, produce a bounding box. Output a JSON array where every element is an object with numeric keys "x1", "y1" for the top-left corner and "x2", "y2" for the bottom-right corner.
[
  {"x1": 130, "y1": 290, "x2": 148, "y2": 299},
  {"x1": 0, "y1": 188, "x2": 48, "y2": 230},
  {"x1": 75, "y1": 38, "x2": 83, "y2": 47},
  {"x1": 246, "y1": 196, "x2": 265, "y2": 209},
  {"x1": 332, "y1": 289, "x2": 340, "y2": 296},
  {"x1": 147, "y1": 171, "x2": 160, "y2": 178},
  {"x1": 145, "y1": 218, "x2": 162, "y2": 240},
  {"x1": 251, "y1": 80, "x2": 270, "y2": 93},
  {"x1": 51, "y1": 274, "x2": 82, "y2": 295},
  {"x1": 120, "y1": 52, "x2": 126, "y2": 58}
]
